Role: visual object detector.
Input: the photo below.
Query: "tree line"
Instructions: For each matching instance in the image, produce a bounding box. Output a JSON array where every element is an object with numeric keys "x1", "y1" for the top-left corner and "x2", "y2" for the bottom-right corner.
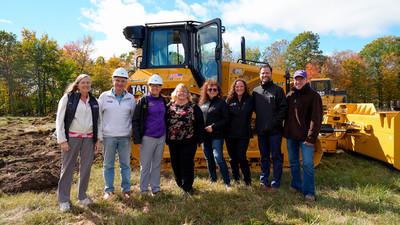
[
  {"x1": 224, "y1": 32, "x2": 400, "y2": 108},
  {"x1": 0, "y1": 29, "x2": 138, "y2": 116},
  {"x1": 0, "y1": 29, "x2": 399, "y2": 116}
]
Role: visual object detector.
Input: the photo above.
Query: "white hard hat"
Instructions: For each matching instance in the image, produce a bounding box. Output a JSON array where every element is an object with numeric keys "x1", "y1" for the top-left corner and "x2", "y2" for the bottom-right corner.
[
  {"x1": 112, "y1": 67, "x2": 129, "y2": 79},
  {"x1": 148, "y1": 74, "x2": 163, "y2": 85}
]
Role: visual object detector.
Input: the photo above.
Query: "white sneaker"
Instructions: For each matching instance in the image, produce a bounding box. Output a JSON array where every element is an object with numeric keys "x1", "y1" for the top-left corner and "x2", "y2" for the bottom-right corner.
[
  {"x1": 103, "y1": 192, "x2": 114, "y2": 200},
  {"x1": 77, "y1": 197, "x2": 93, "y2": 206},
  {"x1": 59, "y1": 202, "x2": 70, "y2": 212}
]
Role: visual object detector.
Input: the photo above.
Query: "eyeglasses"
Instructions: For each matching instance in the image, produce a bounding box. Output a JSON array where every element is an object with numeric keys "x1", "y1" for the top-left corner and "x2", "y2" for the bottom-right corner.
[{"x1": 207, "y1": 88, "x2": 218, "y2": 92}]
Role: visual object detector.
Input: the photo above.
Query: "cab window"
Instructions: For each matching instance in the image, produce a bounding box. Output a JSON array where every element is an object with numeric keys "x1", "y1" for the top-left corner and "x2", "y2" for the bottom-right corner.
[{"x1": 149, "y1": 29, "x2": 185, "y2": 66}]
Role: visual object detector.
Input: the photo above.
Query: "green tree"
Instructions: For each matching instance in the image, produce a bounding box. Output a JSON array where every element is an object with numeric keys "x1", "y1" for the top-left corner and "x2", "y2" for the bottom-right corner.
[
  {"x1": 285, "y1": 31, "x2": 325, "y2": 71},
  {"x1": 262, "y1": 39, "x2": 289, "y2": 71},
  {"x1": 120, "y1": 49, "x2": 141, "y2": 70},
  {"x1": 90, "y1": 56, "x2": 112, "y2": 96},
  {"x1": 360, "y1": 36, "x2": 400, "y2": 108},
  {"x1": 50, "y1": 56, "x2": 77, "y2": 111},
  {"x1": 245, "y1": 46, "x2": 261, "y2": 63},
  {"x1": 20, "y1": 29, "x2": 61, "y2": 115},
  {"x1": 0, "y1": 80, "x2": 8, "y2": 115},
  {"x1": 0, "y1": 31, "x2": 19, "y2": 115},
  {"x1": 107, "y1": 56, "x2": 124, "y2": 69}
]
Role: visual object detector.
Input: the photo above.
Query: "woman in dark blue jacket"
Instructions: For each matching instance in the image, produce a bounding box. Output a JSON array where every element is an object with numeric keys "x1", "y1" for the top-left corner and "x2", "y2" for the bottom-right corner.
[{"x1": 225, "y1": 79, "x2": 253, "y2": 186}]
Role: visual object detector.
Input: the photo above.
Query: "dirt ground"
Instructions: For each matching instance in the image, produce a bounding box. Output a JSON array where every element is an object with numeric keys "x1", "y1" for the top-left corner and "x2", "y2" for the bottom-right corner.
[{"x1": 0, "y1": 117, "x2": 61, "y2": 193}]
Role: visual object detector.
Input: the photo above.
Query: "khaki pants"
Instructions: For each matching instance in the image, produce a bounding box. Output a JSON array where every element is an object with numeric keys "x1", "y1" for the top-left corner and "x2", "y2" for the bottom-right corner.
[{"x1": 57, "y1": 137, "x2": 94, "y2": 203}]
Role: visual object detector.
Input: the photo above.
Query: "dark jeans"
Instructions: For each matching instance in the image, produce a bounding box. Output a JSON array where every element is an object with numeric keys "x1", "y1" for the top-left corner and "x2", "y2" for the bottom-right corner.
[
  {"x1": 257, "y1": 133, "x2": 283, "y2": 187},
  {"x1": 169, "y1": 141, "x2": 197, "y2": 192},
  {"x1": 226, "y1": 138, "x2": 251, "y2": 185},
  {"x1": 202, "y1": 138, "x2": 231, "y2": 185}
]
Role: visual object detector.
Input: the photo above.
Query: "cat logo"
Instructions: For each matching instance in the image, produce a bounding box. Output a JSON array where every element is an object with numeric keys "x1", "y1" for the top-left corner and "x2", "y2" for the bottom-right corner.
[{"x1": 131, "y1": 85, "x2": 148, "y2": 97}]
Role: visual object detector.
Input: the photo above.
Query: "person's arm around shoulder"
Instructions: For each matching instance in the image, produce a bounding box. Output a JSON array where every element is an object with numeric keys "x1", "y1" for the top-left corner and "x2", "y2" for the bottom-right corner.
[
  {"x1": 275, "y1": 86, "x2": 288, "y2": 124},
  {"x1": 128, "y1": 93, "x2": 137, "y2": 139},
  {"x1": 132, "y1": 96, "x2": 145, "y2": 144},
  {"x1": 193, "y1": 104, "x2": 205, "y2": 144},
  {"x1": 305, "y1": 92, "x2": 323, "y2": 145},
  {"x1": 251, "y1": 87, "x2": 259, "y2": 112},
  {"x1": 211, "y1": 99, "x2": 229, "y2": 132},
  {"x1": 131, "y1": 94, "x2": 137, "y2": 114},
  {"x1": 95, "y1": 94, "x2": 104, "y2": 152},
  {"x1": 56, "y1": 94, "x2": 69, "y2": 151},
  {"x1": 165, "y1": 101, "x2": 172, "y2": 125}
]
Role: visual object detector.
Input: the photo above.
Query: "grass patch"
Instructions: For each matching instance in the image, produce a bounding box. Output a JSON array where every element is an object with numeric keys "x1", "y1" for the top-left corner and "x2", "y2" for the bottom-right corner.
[{"x1": 1, "y1": 152, "x2": 400, "y2": 225}]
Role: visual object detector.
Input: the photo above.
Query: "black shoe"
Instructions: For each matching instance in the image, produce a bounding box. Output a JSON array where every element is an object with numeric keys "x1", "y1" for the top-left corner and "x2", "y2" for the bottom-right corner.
[
  {"x1": 270, "y1": 181, "x2": 280, "y2": 189},
  {"x1": 260, "y1": 182, "x2": 270, "y2": 191},
  {"x1": 186, "y1": 188, "x2": 196, "y2": 195}
]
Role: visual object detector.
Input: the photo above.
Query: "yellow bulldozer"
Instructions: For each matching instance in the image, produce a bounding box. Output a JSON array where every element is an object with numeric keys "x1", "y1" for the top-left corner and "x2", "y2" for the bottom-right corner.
[
  {"x1": 122, "y1": 18, "x2": 400, "y2": 170},
  {"x1": 122, "y1": 18, "x2": 322, "y2": 169},
  {"x1": 320, "y1": 103, "x2": 400, "y2": 169}
]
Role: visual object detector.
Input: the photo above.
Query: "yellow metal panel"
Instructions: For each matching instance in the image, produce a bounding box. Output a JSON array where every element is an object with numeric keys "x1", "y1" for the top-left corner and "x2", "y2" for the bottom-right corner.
[
  {"x1": 322, "y1": 103, "x2": 400, "y2": 170},
  {"x1": 127, "y1": 68, "x2": 201, "y2": 95}
]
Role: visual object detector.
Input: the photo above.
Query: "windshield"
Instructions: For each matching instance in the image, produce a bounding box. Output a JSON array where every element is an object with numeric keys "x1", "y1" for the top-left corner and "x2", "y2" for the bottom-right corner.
[
  {"x1": 149, "y1": 29, "x2": 185, "y2": 66},
  {"x1": 197, "y1": 24, "x2": 218, "y2": 81}
]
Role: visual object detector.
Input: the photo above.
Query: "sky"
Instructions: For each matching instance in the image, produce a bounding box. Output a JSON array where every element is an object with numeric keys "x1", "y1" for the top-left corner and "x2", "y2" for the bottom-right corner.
[{"x1": 1, "y1": 0, "x2": 400, "y2": 59}]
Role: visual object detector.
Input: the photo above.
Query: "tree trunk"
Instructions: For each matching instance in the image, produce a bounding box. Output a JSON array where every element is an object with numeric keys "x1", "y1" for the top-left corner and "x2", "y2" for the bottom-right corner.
[
  {"x1": 35, "y1": 64, "x2": 42, "y2": 116},
  {"x1": 5, "y1": 66, "x2": 15, "y2": 115}
]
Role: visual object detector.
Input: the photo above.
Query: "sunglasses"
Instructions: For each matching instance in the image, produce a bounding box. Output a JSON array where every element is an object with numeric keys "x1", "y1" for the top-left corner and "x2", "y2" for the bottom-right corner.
[
  {"x1": 149, "y1": 84, "x2": 162, "y2": 87},
  {"x1": 207, "y1": 88, "x2": 218, "y2": 92}
]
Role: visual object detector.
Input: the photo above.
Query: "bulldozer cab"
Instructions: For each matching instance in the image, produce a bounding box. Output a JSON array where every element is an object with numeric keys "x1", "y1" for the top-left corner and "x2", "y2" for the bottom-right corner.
[{"x1": 124, "y1": 18, "x2": 223, "y2": 92}]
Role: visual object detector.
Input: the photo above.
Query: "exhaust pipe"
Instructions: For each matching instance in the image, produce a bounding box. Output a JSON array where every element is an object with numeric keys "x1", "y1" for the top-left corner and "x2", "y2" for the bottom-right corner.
[{"x1": 241, "y1": 36, "x2": 246, "y2": 64}]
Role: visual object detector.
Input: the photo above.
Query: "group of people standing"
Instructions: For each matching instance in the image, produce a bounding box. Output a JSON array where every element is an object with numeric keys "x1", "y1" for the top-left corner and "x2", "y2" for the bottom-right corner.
[{"x1": 55, "y1": 64, "x2": 322, "y2": 212}]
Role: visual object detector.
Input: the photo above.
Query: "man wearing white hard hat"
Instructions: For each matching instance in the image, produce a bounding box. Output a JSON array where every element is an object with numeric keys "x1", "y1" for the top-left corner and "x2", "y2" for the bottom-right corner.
[
  {"x1": 98, "y1": 67, "x2": 136, "y2": 200},
  {"x1": 133, "y1": 74, "x2": 167, "y2": 195}
]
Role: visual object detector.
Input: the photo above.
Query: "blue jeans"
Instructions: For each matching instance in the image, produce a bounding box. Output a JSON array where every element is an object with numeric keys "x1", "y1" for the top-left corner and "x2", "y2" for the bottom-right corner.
[
  {"x1": 103, "y1": 137, "x2": 131, "y2": 193},
  {"x1": 202, "y1": 138, "x2": 230, "y2": 185},
  {"x1": 287, "y1": 138, "x2": 315, "y2": 196},
  {"x1": 257, "y1": 133, "x2": 283, "y2": 187}
]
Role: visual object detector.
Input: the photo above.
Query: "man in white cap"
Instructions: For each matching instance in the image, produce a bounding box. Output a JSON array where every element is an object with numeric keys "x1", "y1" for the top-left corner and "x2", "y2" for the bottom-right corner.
[
  {"x1": 284, "y1": 70, "x2": 323, "y2": 203},
  {"x1": 98, "y1": 67, "x2": 136, "y2": 200}
]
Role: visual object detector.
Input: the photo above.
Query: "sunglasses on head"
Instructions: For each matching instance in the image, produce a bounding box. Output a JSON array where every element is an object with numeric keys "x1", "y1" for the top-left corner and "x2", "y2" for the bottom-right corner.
[{"x1": 207, "y1": 88, "x2": 218, "y2": 92}]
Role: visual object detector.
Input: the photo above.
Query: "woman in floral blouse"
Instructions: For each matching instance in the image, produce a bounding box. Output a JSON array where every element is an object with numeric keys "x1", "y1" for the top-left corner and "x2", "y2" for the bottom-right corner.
[{"x1": 166, "y1": 83, "x2": 205, "y2": 195}]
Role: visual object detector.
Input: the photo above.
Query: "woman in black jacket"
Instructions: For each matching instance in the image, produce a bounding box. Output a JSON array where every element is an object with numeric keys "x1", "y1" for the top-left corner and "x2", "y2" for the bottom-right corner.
[
  {"x1": 166, "y1": 83, "x2": 204, "y2": 195},
  {"x1": 225, "y1": 79, "x2": 253, "y2": 186},
  {"x1": 199, "y1": 80, "x2": 231, "y2": 188}
]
